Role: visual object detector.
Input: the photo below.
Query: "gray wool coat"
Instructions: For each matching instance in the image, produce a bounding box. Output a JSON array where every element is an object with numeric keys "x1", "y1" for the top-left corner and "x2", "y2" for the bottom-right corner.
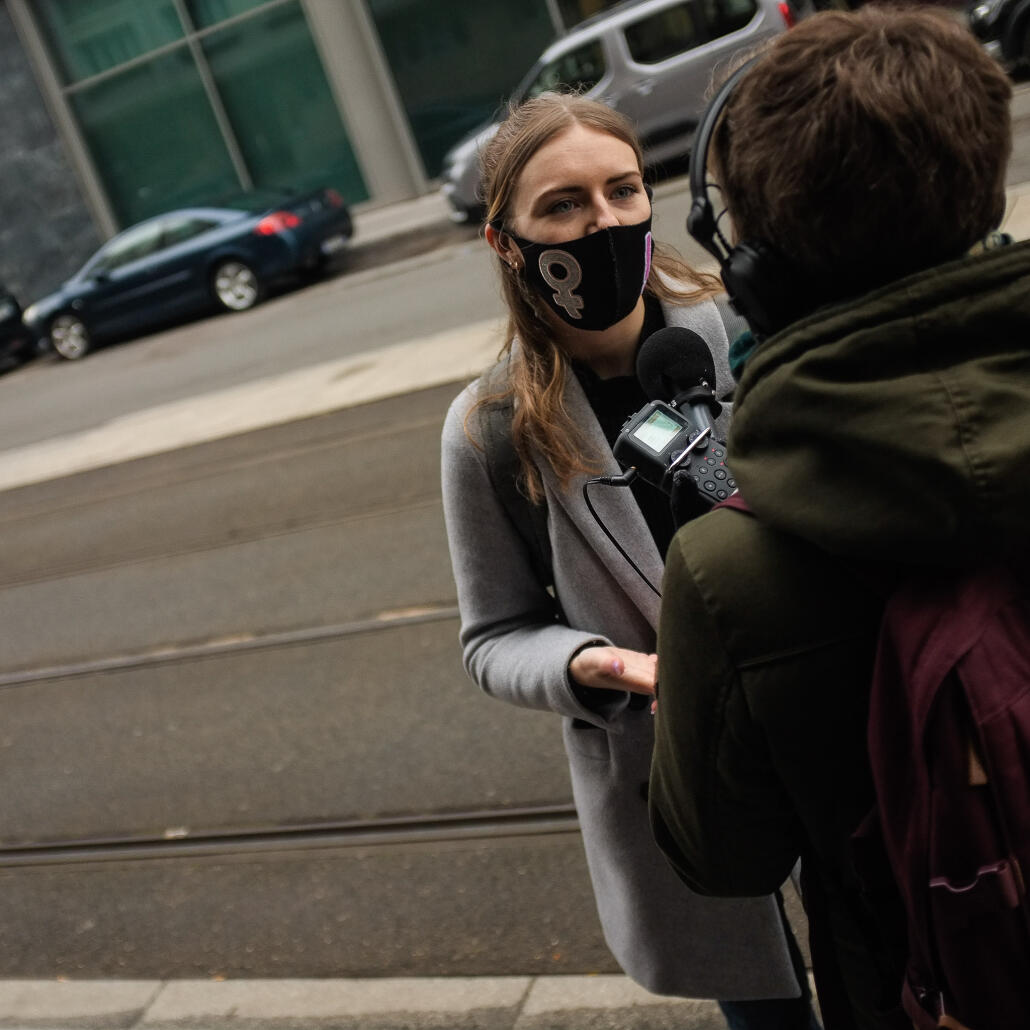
[{"x1": 440, "y1": 296, "x2": 799, "y2": 999}]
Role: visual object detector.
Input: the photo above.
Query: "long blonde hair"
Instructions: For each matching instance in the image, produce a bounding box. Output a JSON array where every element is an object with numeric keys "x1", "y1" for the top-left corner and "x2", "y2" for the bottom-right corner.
[{"x1": 468, "y1": 92, "x2": 720, "y2": 503}]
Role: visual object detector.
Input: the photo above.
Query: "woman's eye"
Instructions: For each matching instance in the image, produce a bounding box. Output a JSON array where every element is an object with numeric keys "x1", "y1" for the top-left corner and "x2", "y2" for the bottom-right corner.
[
  {"x1": 548, "y1": 198, "x2": 576, "y2": 215},
  {"x1": 613, "y1": 184, "x2": 639, "y2": 200}
]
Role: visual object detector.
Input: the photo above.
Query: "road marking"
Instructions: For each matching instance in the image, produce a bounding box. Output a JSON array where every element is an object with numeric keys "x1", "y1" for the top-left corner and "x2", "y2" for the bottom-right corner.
[
  {"x1": 0, "y1": 605, "x2": 461, "y2": 689},
  {"x1": 0, "y1": 803, "x2": 579, "y2": 866}
]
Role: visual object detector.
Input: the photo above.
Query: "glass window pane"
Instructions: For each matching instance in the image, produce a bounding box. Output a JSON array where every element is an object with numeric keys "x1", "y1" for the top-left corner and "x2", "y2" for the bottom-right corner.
[
  {"x1": 186, "y1": 0, "x2": 269, "y2": 30},
  {"x1": 524, "y1": 41, "x2": 606, "y2": 99},
  {"x1": 368, "y1": 0, "x2": 555, "y2": 178},
  {"x1": 35, "y1": 0, "x2": 184, "y2": 83},
  {"x1": 90, "y1": 219, "x2": 165, "y2": 274},
  {"x1": 624, "y1": 3, "x2": 703, "y2": 65},
  {"x1": 162, "y1": 216, "x2": 220, "y2": 246},
  {"x1": 201, "y1": 2, "x2": 368, "y2": 203},
  {"x1": 701, "y1": 0, "x2": 759, "y2": 36},
  {"x1": 70, "y1": 48, "x2": 241, "y2": 226}
]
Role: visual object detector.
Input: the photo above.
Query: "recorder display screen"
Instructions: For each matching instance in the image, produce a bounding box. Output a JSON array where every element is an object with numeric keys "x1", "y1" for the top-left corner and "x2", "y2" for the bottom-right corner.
[{"x1": 634, "y1": 409, "x2": 682, "y2": 453}]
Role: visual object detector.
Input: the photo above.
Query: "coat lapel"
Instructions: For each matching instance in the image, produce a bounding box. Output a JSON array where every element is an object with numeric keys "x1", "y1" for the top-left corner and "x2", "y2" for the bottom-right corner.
[
  {"x1": 539, "y1": 371, "x2": 665, "y2": 627},
  {"x1": 527, "y1": 295, "x2": 733, "y2": 630}
]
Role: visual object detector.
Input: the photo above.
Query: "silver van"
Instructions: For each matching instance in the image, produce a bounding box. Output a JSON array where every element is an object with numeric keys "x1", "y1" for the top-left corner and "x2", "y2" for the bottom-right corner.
[{"x1": 440, "y1": 0, "x2": 796, "y2": 221}]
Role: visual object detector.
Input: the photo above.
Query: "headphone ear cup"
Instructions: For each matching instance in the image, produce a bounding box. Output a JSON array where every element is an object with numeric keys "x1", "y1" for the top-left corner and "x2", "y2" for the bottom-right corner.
[{"x1": 721, "y1": 239, "x2": 802, "y2": 340}]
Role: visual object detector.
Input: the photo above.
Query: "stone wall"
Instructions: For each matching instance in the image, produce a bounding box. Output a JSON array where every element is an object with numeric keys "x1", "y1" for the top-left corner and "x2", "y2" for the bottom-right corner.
[{"x1": 0, "y1": 0, "x2": 99, "y2": 305}]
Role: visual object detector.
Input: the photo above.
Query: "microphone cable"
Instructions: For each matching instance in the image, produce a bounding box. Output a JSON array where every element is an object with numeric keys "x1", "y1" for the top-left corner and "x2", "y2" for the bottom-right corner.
[{"x1": 582, "y1": 469, "x2": 662, "y2": 598}]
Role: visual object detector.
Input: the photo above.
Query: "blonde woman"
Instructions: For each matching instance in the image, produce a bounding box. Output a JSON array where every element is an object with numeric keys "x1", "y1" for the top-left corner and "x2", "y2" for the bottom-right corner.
[{"x1": 440, "y1": 93, "x2": 817, "y2": 1030}]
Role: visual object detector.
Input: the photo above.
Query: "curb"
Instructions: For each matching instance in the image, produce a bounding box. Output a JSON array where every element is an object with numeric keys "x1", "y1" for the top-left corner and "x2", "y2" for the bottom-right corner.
[
  {"x1": 0, "y1": 318, "x2": 503, "y2": 492},
  {"x1": 0, "y1": 976, "x2": 727, "y2": 1030}
]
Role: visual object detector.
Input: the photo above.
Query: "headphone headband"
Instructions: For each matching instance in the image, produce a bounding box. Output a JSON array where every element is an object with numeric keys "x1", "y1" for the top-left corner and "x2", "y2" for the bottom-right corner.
[
  {"x1": 686, "y1": 55, "x2": 814, "y2": 341},
  {"x1": 687, "y1": 57, "x2": 759, "y2": 264}
]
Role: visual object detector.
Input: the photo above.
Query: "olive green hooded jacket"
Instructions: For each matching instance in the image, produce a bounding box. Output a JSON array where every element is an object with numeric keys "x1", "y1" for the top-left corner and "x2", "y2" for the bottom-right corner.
[{"x1": 648, "y1": 239, "x2": 1030, "y2": 1029}]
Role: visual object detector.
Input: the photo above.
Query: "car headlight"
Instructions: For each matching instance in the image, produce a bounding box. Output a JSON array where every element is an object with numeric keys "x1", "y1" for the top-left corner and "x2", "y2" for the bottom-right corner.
[
  {"x1": 21, "y1": 303, "x2": 39, "y2": 325},
  {"x1": 0, "y1": 299, "x2": 17, "y2": 321}
]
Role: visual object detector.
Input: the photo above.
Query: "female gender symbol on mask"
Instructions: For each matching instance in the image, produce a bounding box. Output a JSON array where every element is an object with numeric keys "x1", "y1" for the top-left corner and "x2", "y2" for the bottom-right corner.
[{"x1": 538, "y1": 250, "x2": 584, "y2": 319}]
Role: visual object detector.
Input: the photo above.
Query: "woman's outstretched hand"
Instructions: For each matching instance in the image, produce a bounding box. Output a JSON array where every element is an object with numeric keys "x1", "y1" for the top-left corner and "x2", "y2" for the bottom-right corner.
[{"x1": 569, "y1": 646, "x2": 657, "y2": 696}]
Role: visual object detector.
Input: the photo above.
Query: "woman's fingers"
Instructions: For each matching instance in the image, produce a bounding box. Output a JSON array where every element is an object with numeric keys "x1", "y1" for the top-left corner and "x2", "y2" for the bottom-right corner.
[{"x1": 569, "y1": 646, "x2": 657, "y2": 695}]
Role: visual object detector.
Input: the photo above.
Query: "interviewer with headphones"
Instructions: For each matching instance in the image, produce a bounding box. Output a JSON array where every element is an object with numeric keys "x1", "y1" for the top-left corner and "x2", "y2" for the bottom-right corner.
[
  {"x1": 648, "y1": 8, "x2": 1026, "y2": 1029},
  {"x1": 440, "y1": 92, "x2": 818, "y2": 1029}
]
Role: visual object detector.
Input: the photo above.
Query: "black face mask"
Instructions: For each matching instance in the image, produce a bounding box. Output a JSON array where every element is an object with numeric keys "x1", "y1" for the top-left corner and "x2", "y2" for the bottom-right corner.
[{"x1": 506, "y1": 215, "x2": 654, "y2": 331}]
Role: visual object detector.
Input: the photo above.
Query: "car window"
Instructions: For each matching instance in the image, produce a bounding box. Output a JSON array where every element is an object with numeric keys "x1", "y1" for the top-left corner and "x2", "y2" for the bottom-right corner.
[
  {"x1": 162, "y1": 216, "x2": 218, "y2": 248},
  {"x1": 624, "y1": 2, "x2": 704, "y2": 64},
  {"x1": 701, "y1": 0, "x2": 758, "y2": 37},
  {"x1": 90, "y1": 221, "x2": 165, "y2": 275},
  {"x1": 524, "y1": 40, "x2": 607, "y2": 98}
]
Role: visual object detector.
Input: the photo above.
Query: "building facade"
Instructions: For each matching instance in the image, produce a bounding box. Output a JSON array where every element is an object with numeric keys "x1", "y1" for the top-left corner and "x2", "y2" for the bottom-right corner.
[{"x1": 0, "y1": 0, "x2": 626, "y2": 300}]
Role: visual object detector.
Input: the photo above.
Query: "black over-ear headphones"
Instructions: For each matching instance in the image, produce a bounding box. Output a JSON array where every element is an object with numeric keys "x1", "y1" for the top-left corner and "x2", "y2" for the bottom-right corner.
[{"x1": 687, "y1": 58, "x2": 810, "y2": 340}]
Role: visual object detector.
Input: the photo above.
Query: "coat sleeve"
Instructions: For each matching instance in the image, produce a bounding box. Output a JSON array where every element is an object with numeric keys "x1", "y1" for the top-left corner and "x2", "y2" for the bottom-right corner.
[
  {"x1": 648, "y1": 526, "x2": 803, "y2": 896},
  {"x1": 441, "y1": 387, "x2": 628, "y2": 727}
]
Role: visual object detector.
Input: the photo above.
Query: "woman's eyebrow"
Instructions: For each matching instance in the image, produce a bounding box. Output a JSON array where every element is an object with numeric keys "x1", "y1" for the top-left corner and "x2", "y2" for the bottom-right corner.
[{"x1": 536, "y1": 171, "x2": 641, "y2": 200}]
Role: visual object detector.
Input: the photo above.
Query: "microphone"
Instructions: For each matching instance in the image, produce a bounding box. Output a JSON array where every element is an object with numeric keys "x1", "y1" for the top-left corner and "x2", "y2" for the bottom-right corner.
[
  {"x1": 636, "y1": 326, "x2": 722, "y2": 428},
  {"x1": 612, "y1": 324, "x2": 734, "y2": 509},
  {"x1": 590, "y1": 328, "x2": 732, "y2": 590}
]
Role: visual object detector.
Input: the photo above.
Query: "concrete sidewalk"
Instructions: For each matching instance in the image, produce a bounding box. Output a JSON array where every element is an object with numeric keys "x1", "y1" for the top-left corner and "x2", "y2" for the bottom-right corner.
[
  {"x1": 352, "y1": 190, "x2": 459, "y2": 248},
  {"x1": 0, "y1": 975, "x2": 735, "y2": 1029}
]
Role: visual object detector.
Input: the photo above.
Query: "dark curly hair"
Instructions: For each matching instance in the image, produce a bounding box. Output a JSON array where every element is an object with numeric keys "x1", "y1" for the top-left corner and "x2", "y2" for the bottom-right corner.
[{"x1": 713, "y1": 6, "x2": 1013, "y2": 298}]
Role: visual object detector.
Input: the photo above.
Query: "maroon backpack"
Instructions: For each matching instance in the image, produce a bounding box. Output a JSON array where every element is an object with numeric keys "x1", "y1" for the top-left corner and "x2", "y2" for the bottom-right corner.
[
  {"x1": 717, "y1": 494, "x2": 1030, "y2": 1028},
  {"x1": 869, "y1": 563, "x2": 1030, "y2": 1030}
]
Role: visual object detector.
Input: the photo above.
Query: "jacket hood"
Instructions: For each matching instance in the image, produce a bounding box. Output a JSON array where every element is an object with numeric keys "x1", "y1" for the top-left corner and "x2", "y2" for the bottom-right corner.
[{"x1": 729, "y1": 239, "x2": 1030, "y2": 564}]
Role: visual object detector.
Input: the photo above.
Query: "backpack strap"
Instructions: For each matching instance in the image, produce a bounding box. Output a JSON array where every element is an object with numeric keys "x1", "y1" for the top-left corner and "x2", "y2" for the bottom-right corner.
[
  {"x1": 474, "y1": 361, "x2": 554, "y2": 589},
  {"x1": 714, "y1": 492, "x2": 751, "y2": 515}
]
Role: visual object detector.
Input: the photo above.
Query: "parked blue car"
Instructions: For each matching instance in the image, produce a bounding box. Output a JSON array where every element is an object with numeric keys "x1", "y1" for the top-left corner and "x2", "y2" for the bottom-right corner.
[{"x1": 22, "y1": 187, "x2": 353, "y2": 360}]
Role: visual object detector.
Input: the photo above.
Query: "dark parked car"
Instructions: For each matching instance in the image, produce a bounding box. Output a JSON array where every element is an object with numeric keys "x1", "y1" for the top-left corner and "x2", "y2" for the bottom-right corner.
[
  {"x1": 968, "y1": 0, "x2": 1030, "y2": 69},
  {"x1": 22, "y1": 187, "x2": 353, "y2": 360},
  {"x1": 0, "y1": 283, "x2": 37, "y2": 366}
]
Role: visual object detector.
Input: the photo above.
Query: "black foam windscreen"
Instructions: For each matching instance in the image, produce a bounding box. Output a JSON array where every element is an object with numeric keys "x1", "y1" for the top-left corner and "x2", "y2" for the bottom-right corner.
[{"x1": 636, "y1": 327, "x2": 716, "y2": 403}]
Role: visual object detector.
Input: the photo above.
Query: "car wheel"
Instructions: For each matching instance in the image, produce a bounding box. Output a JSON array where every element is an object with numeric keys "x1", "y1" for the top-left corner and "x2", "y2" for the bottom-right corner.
[
  {"x1": 212, "y1": 259, "x2": 263, "y2": 312},
  {"x1": 50, "y1": 312, "x2": 91, "y2": 360}
]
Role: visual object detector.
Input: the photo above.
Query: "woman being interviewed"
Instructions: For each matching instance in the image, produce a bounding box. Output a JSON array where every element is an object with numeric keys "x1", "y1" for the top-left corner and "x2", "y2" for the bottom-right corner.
[{"x1": 440, "y1": 92, "x2": 815, "y2": 1030}]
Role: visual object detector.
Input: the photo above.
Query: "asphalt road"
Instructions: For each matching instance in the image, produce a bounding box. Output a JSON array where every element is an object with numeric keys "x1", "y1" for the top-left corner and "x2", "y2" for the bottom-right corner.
[{"x1": 0, "y1": 381, "x2": 621, "y2": 978}]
